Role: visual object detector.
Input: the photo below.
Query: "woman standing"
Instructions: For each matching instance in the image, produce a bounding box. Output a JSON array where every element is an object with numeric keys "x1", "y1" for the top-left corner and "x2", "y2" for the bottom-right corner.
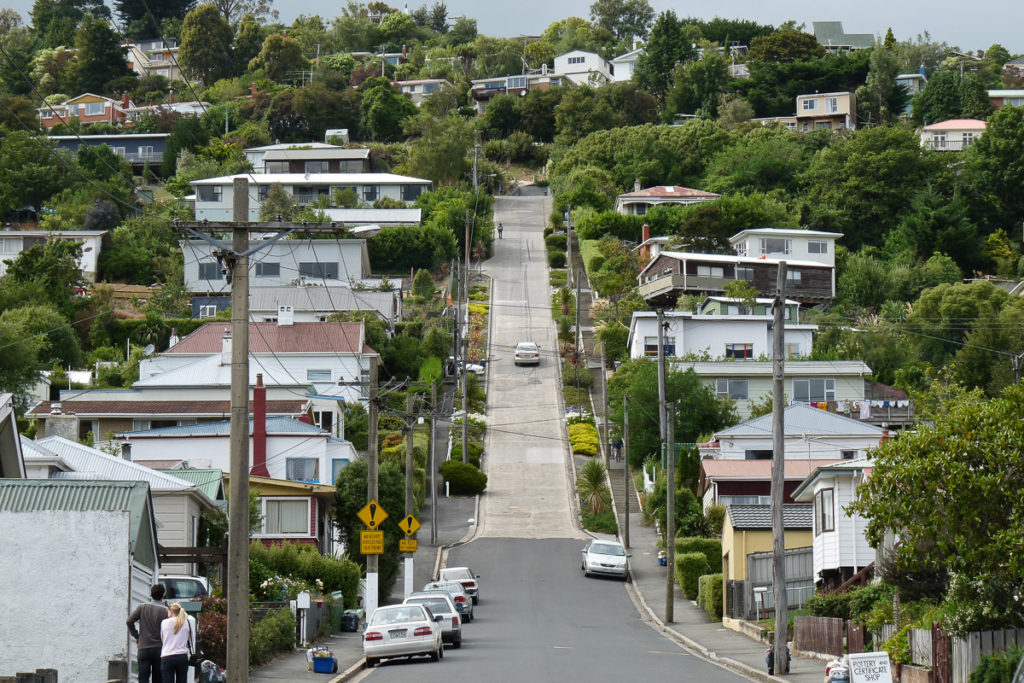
[{"x1": 160, "y1": 603, "x2": 197, "y2": 683}]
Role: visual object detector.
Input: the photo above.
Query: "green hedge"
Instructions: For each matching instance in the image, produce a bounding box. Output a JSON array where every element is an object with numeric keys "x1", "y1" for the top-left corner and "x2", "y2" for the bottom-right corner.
[
  {"x1": 545, "y1": 233, "x2": 567, "y2": 250},
  {"x1": 562, "y1": 361, "x2": 594, "y2": 389},
  {"x1": 674, "y1": 551, "x2": 709, "y2": 599},
  {"x1": 450, "y1": 441, "x2": 483, "y2": 468},
  {"x1": 548, "y1": 249, "x2": 566, "y2": 268},
  {"x1": 804, "y1": 591, "x2": 855, "y2": 619},
  {"x1": 969, "y1": 648, "x2": 1024, "y2": 683},
  {"x1": 250, "y1": 607, "x2": 296, "y2": 666},
  {"x1": 699, "y1": 573, "x2": 724, "y2": 622},
  {"x1": 440, "y1": 459, "x2": 487, "y2": 495},
  {"x1": 675, "y1": 537, "x2": 722, "y2": 573}
]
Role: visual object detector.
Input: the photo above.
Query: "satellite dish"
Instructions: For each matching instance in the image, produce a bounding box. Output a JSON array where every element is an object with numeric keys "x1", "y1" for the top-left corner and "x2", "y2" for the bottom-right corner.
[{"x1": 143, "y1": 344, "x2": 156, "y2": 356}]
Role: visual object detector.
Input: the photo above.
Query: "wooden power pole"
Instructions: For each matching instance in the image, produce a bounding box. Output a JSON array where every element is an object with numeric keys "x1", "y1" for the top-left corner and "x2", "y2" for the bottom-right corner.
[{"x1": 771, "y1": 261, "x2": 789, "y2": 674}]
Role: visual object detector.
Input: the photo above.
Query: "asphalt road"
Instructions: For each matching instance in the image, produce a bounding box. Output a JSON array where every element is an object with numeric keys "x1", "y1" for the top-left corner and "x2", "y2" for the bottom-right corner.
[{"x1": 352, "y1": 195, "x2": 749, "y2": 683}]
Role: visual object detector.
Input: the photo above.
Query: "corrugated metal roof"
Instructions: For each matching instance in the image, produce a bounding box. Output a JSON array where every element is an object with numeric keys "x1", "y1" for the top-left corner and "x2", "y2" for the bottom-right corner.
[
  {"x1": 675, "y1": 360, "x2": 872, "y2": 377},
  {"x1": 715, "y1": 404, "x2": 883, "y2": 438},
  {"x1": 262, "y1": 148, "x2": 370, "y2": 161},
  {"x1": 0, "y1": 479, "x2": 149, "y2": 514},
  {"x1": 320, "y1": 208, "x2": 421, "y2": 224},
  {"x1": 122, "y1": 416, "x2": 327, "y2": 437},
  {"x1": 30, "y1": 398, "x2": 305, "y2": 416},
  {"x1": 618, "y1": 186, "x2": 721, "y2": 199},
  {"x1": 157, "y1": 468, "x2": 226, "y2": 502},
  {"x1": 191, "y1": 172, "x2": 430, "y2": 185},
  {"x1": 35, "y1": 436, "x2": 197, "y2": 491},
  {"x1": 922, "y1": 119, "x2": 987, "y2": 131},
  {"x1": 726, "y1": 503, "x2": 812, "y2": 529},
  {"x1": 701, "y1": 458, "x2": 846, "y2": 480},
  {"x1": 166, "y1": 322, "x2": 365, "y2": 354},
  {"x1": 249, "y1": 287, "x2": 395, "y2": 317}
]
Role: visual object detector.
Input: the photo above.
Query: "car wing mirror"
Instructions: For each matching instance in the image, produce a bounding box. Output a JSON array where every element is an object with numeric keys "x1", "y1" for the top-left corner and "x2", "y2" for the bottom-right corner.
[
  {"x1": 475, "y1": 574, "x2": 481, "y2": 578},
  {"x1": 435, "y1": 615, "x2": 444, "y2": 622}
]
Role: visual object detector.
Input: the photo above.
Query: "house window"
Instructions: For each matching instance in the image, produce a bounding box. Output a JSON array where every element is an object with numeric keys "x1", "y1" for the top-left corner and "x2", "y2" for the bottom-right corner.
[
  {"x1": 198, "y1": 304, "x2": 218, "y2": 318},
  {"x1": 734, "y1": 243, "x2": 747, "y2": 257},
  {"x1": 255, "y1": 262, "x2": 279, "y2": 277},
  {"x1": 299, "y1": 262, "x2": 339, "y2": 279},
  {"x1": 793, "y1": 378, "x2": 836, "y2": 403},
  {"x1": 643, "y1": 336, "x2": 675, "y2": 357},
  {"x1": 735, "y1": 266, "x2": 754, "y2": 281},
  {"x1": 786, "y1": 270, "x2": 802, "y2": 285},
  {"x1": 841, "y1": 450, "x2": 856, "y2": 460},
  {"x1": 816, "y1": 122, "x2": 831, "y2": 130},
  {"x1": 265, "y1": 161, "x2": 289, "y2": 173},
  {"x1": 285, "y1": 458, "x2": 319, "y2": 482},
  {"x1": 262, "y1": 498, "x2": 310, "y2": 535},
  {"x1": 568, "y1": 56, "x2": 585, "y2": 65},
  {"x1": 824, "y1": 97, "x2": 838, "y2": 113},
  {"x1": 198, "y1": 262, "x2": 223, "y2": 280},
  {"x1": 801, "y1": 99, "x2": 817, "y2": 110},
  {"x1": 362, "y1": 185, "x2": 379, "y2": 201},
  {"x1": 801, "y1": 123, "x2": 809, "y2": 132},
  {"x1": 696, "y1": 265, "x2": 725, "y2": 278},
  {"x1": 759, "y1": 237, "x2": 791, "y2": 256},
  {"x1": 305, "y1": 161, "x2": 329, "y2": 173},
  {"x1": 716, "y1": 378, "x2": 748, "y2": 400},
  {"x1": 745, "y1": 449, "x2": 773, "y2": 460},
  {"x1": 0, "y1": 237, "x2": 20, "y2": 252},
  {"x1": 314, "y1": 410, "x2": 334, "y2": 433},
  {"x1": 786, "y1": 343, "x2": 803, "y2": 359},
  {"x1": 507, "y1": 77, "x2": 527, "y2": 88},
  {"x1": 257, "y1": 185, "x2": 270, "y2": 201},
  {"x1": 307, "y1": 369, "x2": 332, "y2": 382},
  {"x1": 138, "y1": 146, "x2": 154, "y2": 159},
  {"x1": 725, "y1": 343, "x2": 754, "y2": 359},
  {"x1": 401, "y1": 184, "x2": 424, "y2": 201},
  {"x1": 84, "y1": 101, "x2": 106, "y2": 116},
  {"x1": 197, "y1": 185, "x2": 222, "y2": 202},
  {"x1": 332, "y1": 185, "x2": 357, "y2": 198},
  {"x1": 815, "y1": 488, "x2": 835, "y2": 535},
  {"x1": 41, "y1": 110, "x2": 53, "y2": 119},
  {"x1": 331, "y1": 458, "x2": 349, "y2": 484},
  {"x1": 807, "y1": 240, "x2": 828, "y2": 254}
]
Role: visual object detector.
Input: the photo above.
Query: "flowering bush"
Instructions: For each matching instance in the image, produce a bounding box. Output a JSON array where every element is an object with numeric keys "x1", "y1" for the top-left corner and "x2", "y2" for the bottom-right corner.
[{"x1": 568, "y1": 422, "x2": 599, "y2": 455}]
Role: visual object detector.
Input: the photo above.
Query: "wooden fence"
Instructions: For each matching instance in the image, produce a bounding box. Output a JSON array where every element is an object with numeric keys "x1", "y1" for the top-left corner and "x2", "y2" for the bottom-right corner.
[
  {"x1": 909, "y1": 628, "x2": 932, "y2": 667},
  {"x1": 794, "y1": 616, "x2": 845, "y2": 656},
  {"x1": 950, "y1": 627, "x2": 1024, "y2": 683}
]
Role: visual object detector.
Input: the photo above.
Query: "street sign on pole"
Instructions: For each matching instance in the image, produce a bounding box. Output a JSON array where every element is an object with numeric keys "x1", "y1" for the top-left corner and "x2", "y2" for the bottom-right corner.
[
  {"x1": 398, "y1": 514, "x2": 421, "y2": 536},
  {"x1": 399, "y1": 539, "x2": 418, "y2": 553},
  {"x1": 357, "y1": 500, "x2": 388, "y2": 529},
  {"x1": 361, "y1": 531, "x2": 384, "y2": 554}
]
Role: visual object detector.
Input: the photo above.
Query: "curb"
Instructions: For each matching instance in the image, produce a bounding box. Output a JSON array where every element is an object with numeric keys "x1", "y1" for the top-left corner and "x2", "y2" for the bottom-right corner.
[{"x1": 328, "y1": 657, "x2": 365, "y2": 683}]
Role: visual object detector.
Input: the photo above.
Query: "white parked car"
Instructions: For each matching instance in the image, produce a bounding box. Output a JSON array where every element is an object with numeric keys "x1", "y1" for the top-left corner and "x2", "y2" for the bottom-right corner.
[
  {"x1": 363, "y1": 604, "x2": 444, "y2": 668},
  {"x1": 422, "y1": 580, "x2": 474, "y2": 622},
  {"x1": 581, "y1": 539, "x2": 630, "y2": 580},
  {"x1": 404, "y1": 592, "x2": 462, "y2": 648},
  {"x1": 437, "y1": 566, "x2": 481, "y2": 604}
]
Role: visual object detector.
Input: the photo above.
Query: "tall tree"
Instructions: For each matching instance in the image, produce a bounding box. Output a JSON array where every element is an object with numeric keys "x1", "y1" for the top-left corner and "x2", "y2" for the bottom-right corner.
[
  {"x1": 179, "y1": 3, "x2": 233, "y2": 86},
  {"x1": 0, "y1": 239, "x2": 84, "y2": 317},
  {"x1": 112, "y1": 0, "x2": 195, "y2": 34},
  {"x1": 359, "y1": 77, "x2": 416, "y2": 142},
  {"x1": 589, "y1": 0, "x2": 654, "y2": 42},
  {"x1": 231, "y1": 13, "x2": 265, "y2": 75},
  {"x1": 633, "y1": 10, "x2": 693, "y2": 99},
  {"x1": 248, "y1": 32, "x2": 308, "y2": 82},
  {"x1": 0, "y1": 27, "x2": 37, "y2": 96},
  {"x1": 0, "y1": 131, "x2": 70, "y2": 216},
  {"x1": 747, "y1": 28, "x2": 825, "y2": 63},
  {"x1": 210, "y1": 0, "x2": 275, "y2": 28},
  {"x1": 404, "y1": 112, "x2": 474, "y2": 186},
  {"x1": 664, "y1": 45, "x2": 729, "y2": 119},
  {"x1": 30, "y1": 0, "x2": 109, "y2": 48},
  {"x1": 857, "y1": 46, "x2": 909, "y2": 126},
  {"x1": 911, "y1": 69, "x2": 961, "y2": 124},
  {"x1": 963, "y1": 104, "x2": 1024, "y2": 232},
  {"x1": 68, "y1": 13, "x2": 132, "y2": 95}
]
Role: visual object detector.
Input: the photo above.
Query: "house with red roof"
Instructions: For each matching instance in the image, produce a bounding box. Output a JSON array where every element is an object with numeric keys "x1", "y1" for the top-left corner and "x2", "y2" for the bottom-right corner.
[
  {"x1": 614, "y1": 181, "x2": 721, "y2": 216},
  {"x1": 919, "y1": 118, "x2": 986, "y2": 151}
]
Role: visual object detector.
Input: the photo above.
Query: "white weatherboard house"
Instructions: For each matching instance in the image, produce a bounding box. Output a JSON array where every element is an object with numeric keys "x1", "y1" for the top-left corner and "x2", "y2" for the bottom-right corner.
[
  {"x1": 0, "y1": 229, "x2": 107, "y2": 281},
  {"x1": 729, "y1": 228, "x2": 841, "y2": 268},
  {"x1": 182, "y1": 238, "x2": 374, "y2": 292},
  {"x1": 190, "y1": 173, "x2": 432, "y2": 221},
  {"x1": 0, "y1": 393, "x2": 25, "y2": 478},
  {"x1": 249, "y1": 286, "x2": 402, "y2": 328},
  {"x1": 920, "y1": 119, "x2": 986, "y2": 152},
  {"x1": 0, "y1": 479, "x2": 159, "y2": 682},
  {"x1": 24, "y1": 435, "x2": 218, "y2": 573},
  {"x1": 792, "y1": 459, "x2": 876, "y2": 588},
  {"x1": 627, "y1": 310, "x2": 817, "y2": 363},
  {"x1": 553, "y1": 50, "x2": 613, "y2": 85}
]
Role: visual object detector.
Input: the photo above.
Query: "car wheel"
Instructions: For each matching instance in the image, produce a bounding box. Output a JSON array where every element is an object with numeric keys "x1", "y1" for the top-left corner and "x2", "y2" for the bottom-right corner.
[
  {"x1": 439, "y1": 642, "x2": 445, "y2": 659},
  {"x1": 365, "y1": 657, "x2": 376, "y2": 669},
  {"x1": 453, "y1": 637, "x2": 462, "y2": 649},
  {"x1": 472, "y1": 596, "x2": 479, "y2": 605}
]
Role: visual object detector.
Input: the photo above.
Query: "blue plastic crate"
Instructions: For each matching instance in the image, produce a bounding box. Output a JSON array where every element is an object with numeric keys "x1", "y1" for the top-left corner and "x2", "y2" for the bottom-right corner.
[{"x1": 313, "y1": 657, "x2": 336, "y2": 673}]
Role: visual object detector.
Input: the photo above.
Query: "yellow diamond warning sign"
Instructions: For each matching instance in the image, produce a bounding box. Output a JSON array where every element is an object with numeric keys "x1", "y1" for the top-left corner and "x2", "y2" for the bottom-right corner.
[
  {"x1": 399, "y1": 539, "x2": 418, "y2": 553},
  {"x1": 360, "y1": 530, "x2": 384, "y2": 555},
  {"x1": 398, "y1": 514, "x2": 421, "y2": 536},
  {"x1": 357, "y1": 500, "x2": 388, "y2": 529}
]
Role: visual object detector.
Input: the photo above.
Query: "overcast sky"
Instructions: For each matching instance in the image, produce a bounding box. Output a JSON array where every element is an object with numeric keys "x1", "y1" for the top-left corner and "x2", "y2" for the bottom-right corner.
[{"x1": 2, "y1": 1, "x2": 1020, "y2": 54}]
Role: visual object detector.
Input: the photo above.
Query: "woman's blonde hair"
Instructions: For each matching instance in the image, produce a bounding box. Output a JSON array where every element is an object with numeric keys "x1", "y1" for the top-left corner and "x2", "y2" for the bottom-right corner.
[{"x1": 168, "y1": 603, "x2": 187, "y2": 634}]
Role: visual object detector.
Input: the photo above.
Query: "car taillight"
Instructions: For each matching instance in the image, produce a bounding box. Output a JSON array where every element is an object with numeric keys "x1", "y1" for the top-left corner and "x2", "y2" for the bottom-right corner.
[
  {"x1": 452, "y1": 616, "x2": 459, "y2": 627},
  {"x1": 453, "y1": 595, "x2": 466, "y2": 602},
  {"x1": 414, "y1": 626, "x2": 433, "y2": 636},
  {"x1": 464, "y1": 581, "x2": 476, "y2": 589},
  {"x1": 364, "y1": 631, "x2": 382, "y2": 641}
]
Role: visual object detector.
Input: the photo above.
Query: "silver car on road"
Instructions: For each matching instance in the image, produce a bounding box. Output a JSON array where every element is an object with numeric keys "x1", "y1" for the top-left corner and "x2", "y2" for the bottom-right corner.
[
  {"x1": 362, "y1": 604, "x2": 444, "y2": 668},
  {"x1": 581, "y1": 539, "x2": 630, "y2": 579}
]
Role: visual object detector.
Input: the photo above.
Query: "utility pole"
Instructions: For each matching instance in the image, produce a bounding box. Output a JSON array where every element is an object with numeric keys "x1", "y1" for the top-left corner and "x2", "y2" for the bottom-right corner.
[
  {"x1": 656, "y1": 307, "x2": 668, "y2": 446},
  {"x1": 461, "y1": 211, "x2": 470, "y2": 463},
  {"x1": 771, "y1": 261, "x2": 789, "y2": 675},
  {"x1": 430, "y1": 382, "x2": 438, "y2": 544},
  {"x1": 404, "y1": 389, "x2": 415, "y2": 599},
  {"x1": 566, "y1": 204, "x2": 573, "y2": 288},
  {"x1": 665, "y1": 403, "x2": 675, "y2": 624},
  {"x1": 366, "y1": 355, "x2": 380, "y2": 618},
  {"x1": 600, "y1": 342, "x2": 608, "y2": 462},
  {"x1": 575, "y1": 270, "x2": 582, "y2": 408},
  {"x1": 472, "y1": 140, "x2": 479, "y2": 193},
  {"x1": 226, "y1": 177, "x2": 250, "y2": 679},
  {"x1": 623, "y1": 393, "x2": 630, "y2": 549}
]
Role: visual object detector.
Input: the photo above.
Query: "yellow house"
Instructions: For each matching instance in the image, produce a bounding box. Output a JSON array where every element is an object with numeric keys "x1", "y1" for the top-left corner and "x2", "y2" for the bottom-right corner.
[{"x1": 721, "y1": 503, "x2": 813, "y2": 623}]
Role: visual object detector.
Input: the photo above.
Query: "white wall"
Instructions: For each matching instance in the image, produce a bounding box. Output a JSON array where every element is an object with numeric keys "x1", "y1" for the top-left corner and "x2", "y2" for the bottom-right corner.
[
  {"x1": 193, "y1": 180, "x2": 427, "y2": 221},
  {"x1": 714, "y1": 434, "x2": 879, "y2": 460},
  {"x1": 629, "y1": 314, "x2": 773, "y2": 360},
  {"x1": 812, "y1": 474, "x2": 875, "y2": 577},
  {"x1": 731, "y1": 233, "x2": 836, "y2": 267},
  {"x1": 183, "y1": 239, "x2": 369, "y2": 290},
  {"x1": 0, "y1": 510, "x2": 135, "y2": 681},
  {"x1": 153, "y1": 496, "x2": 201, "y2": 573}
]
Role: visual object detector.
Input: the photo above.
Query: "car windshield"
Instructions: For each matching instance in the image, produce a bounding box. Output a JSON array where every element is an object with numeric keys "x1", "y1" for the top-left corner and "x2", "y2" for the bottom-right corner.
[
  {"x1": 162, "y1": 579, "x2": 206, "y2": 599},
  {"x1": 591, "y1": 543, "x2": 625, "y2": 557},
  {"x1": 408, "y1": 598, "x2": 449, "y2": 613},
  {"x1": 371, "y1": 606, "x2": 426, "y2": 625},
  {"x1": 439, "y1": 568, "x2": 472, "y2": 580},
  {"x1": 517, "y1": 343, "x2": 537, "y2": 352}
]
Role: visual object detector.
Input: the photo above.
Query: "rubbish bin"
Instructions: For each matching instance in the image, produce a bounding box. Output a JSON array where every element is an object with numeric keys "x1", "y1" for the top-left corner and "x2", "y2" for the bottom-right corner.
[{"x1": 341, "y1": 610, "x2": 360, "y2": 632}]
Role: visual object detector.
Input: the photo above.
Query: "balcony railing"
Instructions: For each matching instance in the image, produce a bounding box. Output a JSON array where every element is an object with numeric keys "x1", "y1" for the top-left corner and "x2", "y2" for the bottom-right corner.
[
  {"x1": 122, "y1": 151, "x2": 163, "y2": 163},
  {"x1": 922, "y1": 139, "x2": 975, "y2": 151}
]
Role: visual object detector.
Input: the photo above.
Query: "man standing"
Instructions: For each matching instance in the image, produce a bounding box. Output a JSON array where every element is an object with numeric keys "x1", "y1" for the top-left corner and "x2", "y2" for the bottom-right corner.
[
  {"x1": 128, "y1": 583, "x2": 169, "y2": 683},
  {"x1": 497, "y1": 223, "x2": 503, "y2": 239}
]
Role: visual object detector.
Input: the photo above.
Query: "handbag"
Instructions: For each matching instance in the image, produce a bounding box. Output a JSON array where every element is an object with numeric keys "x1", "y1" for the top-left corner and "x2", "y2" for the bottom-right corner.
[{"x1": 187, "y1": 620, "x2": 203, "y2": 667}]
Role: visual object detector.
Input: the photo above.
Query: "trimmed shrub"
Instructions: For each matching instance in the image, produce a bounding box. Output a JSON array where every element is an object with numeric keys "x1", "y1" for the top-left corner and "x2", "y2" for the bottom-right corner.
[
  {"x1": 440, "y1": 459, "x2": 487, "y2": 495},
  {"x1": 545, "y1": 233, "x2": 567, "y2": 250},
  {"x1": 969, "y1": 648, "x2": 1024, "y2": 683},
  {"x1": 450, "y1": 440, "x2": 483, "y2": 468},
  {"x1": 568, "y1": 422, "x2": 599, "y2": 455},
  {"x1": 804, "y1": 591, "x2": 855, "y2": 620},
  {"x1": 582, "y1": 508, "x2": 618, "y2": 534},
  {"x1": 675, "y1": 537, "x2": 722, "y2": 573},
  {"x1": 562, "y1": 361, "x2": 594, "y2": 389},
  {"x1": 700, "y1": 573, "x2": 724, "y2": 621},
  {"x1": 550, "y1": 269, "x2": 567, "y2": 287},
  {"x1": 548, "y1": 249, "x2": 566, "y2": 268},
  {"x1": 250, "y1": 607, "x2": 296, "y2": 665},
  {"x1": 675, "y1": 552, "x2": 710, "y2": 599}
]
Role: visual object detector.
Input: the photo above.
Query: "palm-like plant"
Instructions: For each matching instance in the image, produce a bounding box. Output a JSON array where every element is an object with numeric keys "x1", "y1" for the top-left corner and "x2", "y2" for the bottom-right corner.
[{"x1": 577, "y1": 458, "x2": 610, "y2": 515}]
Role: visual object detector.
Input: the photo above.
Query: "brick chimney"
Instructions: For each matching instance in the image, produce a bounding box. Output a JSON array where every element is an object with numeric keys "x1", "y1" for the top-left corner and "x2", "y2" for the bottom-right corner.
[
  {"x1": 251, "y1": 82, "x2": 258, "y2": 97},
  {"x1": 121, "y1": 92, "x2": 130, "y2": 109},
  {"x1": 251, "y1": 373, "x2": 269, "y2": 477},
  {"x1": 640, "y1": 223, "x2": 651, "y2": 261},
  {"x1": 634, "y1": 178, "x2": 642, "y2": 192},
  {"x1": 220, "y1": 327, "x2": 231, "y2": 366}
]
